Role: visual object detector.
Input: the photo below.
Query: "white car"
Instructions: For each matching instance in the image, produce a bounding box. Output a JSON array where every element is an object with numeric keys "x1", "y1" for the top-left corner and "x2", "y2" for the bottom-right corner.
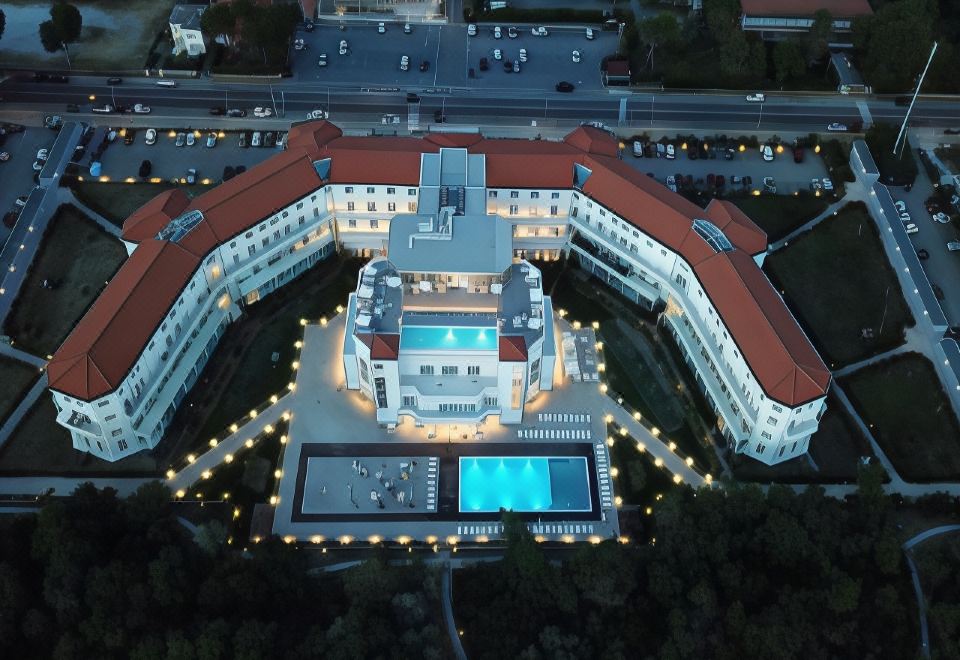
[
  {"x1": 145, "y1": 128, "x2": 157, "y2": 145},
  {"x1": 572, "y1": 50, "x2": 581, "y2": 63},
  {"x1": 186, "y1": 132, "x2": 196, "y2": 146},
  {"x1": 905, "y1": 223, "x2": 919, "y2": 234},
  {"x1": 810, "y1": 178, "x2": 822, "y2": 190},
  {"x1": 822, "y1": 177, "x2": 834, "y2": 191},
  {"x1": 293, "y1": 38, "x2": 306, "y2": 51},
  {"x1": 508, "y1": 26, "x2": 518, "y2": 39},
  {"x1": 467, "y1": 24, "x2": 477, "y2": 36},
  {"x1": 382, "y1": 114, "x2": 401, "y2": 124},
  {"x1": 253, "y1": 107, "x2": 272, "y2": 118},
  {"x1": 666, "y1": 175, "x2": 677, "y2": 192},
  {"x1": 339, "y1": 40, "x2": 348, "y2": 55},
  {"x1": 666, "y1": 144, "x2": 676, "y2": 160},
  {"x1": 133, "y1": 103, "x2": 151, "y2": 114},
  {"x1": 493, "y1": 49, "x2": 502, "y2": 61},
  {"x1": 894, "y1": 200, "x2": 908, "y2": 214},
  {"x1": 746, "y1": 93, "x2": 765, "y2": 102},
  {"x1": 36, "y1": 148, "x2": 49, "y2": 161},
  {"x1": 519, "y1": 48, "x2": 528, "y2": 62},
  {"x1": 761, "y1": 145, "x2": 774, "y2": 162},
  {"x1": 400, "y1": 55, "x2": 409, "y2": 71},
  {"x1": 32, "y1": 160, "x2": 44, "y2": 171},
  {"x1": 632, "y1": 141, "x2": 644, "y2": 158},
  {"x1": 206, "y1": 132, "x2": 217, "y2": 148},
  {"x1": 933, "y1": 212, "x2": 951, "y2": 223},
  {"x1": 307, "y1": 109, "x2": 328, "y2": 120},
  {"x1": 378, "y1": 22, "x2": 386, "y2": 34},
  {"x1": 900, "y1": 211, "x2": 911, "y2": 223},
  {"x1": 318, "y1": 53, "x2": 328, "y2": 67},
  {"x1": 404, "y1": 23, "x2": 412, "y2": 34},
  {"x1": 0, "y1": 152, "x2": 10, "y2": 162},
  {"x1": 585, "y1": 28, "x2": 595, "y2": 40},
  {"x1": 827, "y1": 122, "x2": 848, "y2": 132},
  {"x1": 947, "y1": 241, "x2": 960, "y2": 251},
  {"x1": 532, "y1": 26, "x2": 548, "y2": 36},
  {"x1": 252, "y1": 131, "x2": 262, "y2": 147},
  {"x1": 494, "y1": 26, "x2": 502, "y2": 39}
]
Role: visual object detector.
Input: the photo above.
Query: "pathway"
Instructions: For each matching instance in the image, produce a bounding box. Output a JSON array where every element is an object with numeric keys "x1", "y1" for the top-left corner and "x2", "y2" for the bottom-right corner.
[
  {"x1": 902, "y1": 525, "x2": 960, "y2": 659},
  {"x1": 59, "y1": 188, "x2": 122, "y2": 238},
  {"x1": 830, "y1": 326, "x2": 926, "y2": 378},
  {"x1": 830, "y1": 383, "x2": 903, "y2": 485},
  {"x1": 443, "y1": 562, "x2": 469, "y2": 660},
  {"x1": 0, "y1": 342, "x2": 47, "y2": 368}
]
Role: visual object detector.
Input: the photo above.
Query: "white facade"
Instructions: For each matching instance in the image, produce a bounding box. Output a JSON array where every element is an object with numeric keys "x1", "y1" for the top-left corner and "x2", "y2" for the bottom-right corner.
[{"x1": 169, "y1": 5, "x2": 207, "y2": 57}]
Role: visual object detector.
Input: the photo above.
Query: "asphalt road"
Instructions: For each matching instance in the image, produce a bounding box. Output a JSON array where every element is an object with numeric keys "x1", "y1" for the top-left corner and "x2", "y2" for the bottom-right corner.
[{"x1": 4, "y1": 75, "x2": 960, "y2": 132}]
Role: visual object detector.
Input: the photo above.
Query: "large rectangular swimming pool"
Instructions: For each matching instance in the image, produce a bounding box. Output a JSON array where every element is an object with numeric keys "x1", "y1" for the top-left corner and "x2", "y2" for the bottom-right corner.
[
  {"x1": 400, "y1": 326, "x2": 497, "y2": 351},
  {"x1": 458, "y1": 456, "x2": 592, "y2": 513}
]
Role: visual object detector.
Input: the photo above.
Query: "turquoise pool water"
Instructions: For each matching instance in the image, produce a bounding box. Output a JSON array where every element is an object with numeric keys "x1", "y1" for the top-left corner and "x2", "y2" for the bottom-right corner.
[
  {"x1": 400, "y1": 326, "x2": 497, "y2": 351},
  {"x1": 458, "y1": 457, "x2": 592, "y2": 513}
]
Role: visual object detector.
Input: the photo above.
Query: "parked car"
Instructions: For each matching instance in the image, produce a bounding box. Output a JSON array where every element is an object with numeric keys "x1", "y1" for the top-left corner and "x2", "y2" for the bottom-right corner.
[
  {"x1": 227, "y1": 109, "x2": 247, "y2": 117},
  {"x1": 0, "y1": 152, "x2": 10, "y2": 162},
  {"x1": 905, "y1": 223, "x2": 919, "y2": 234},
  {"x1": 252, "y1": 131, "x2": 262, "y2": 147},
  {"x1": 400, "y1": 55, "x2": 410, "y2": 71},
  {"x1": 666, "y1": 175, "x2": 677, "y2": 192},
  {"x1": 14, "y1": 195, "x2": 28, "y2": 208},
  {"x1": 209, "y1": 106, "x2": 226, "y2": 116},
  {"x1": 508, "y1": 26, "x2": 518, "y2": 39},
  {"x1": 555, "y1": 81, "x2": 574, "y2": 92},
  {"x1": 493, "y1": 49, "x2": 502, "y2": 61},
  {"x1": 822, "y1": 177, "x2": 834, "y2": 192},
  {"x1": 810, "y1": 178, "x2": 822, "y2": 190},
  {"x1": 186, "y1": 168, "x2": 197, "y2": 185},
  {"x1": 138, "y1": 160, "x2": 152, "y2": 178},
  {"x1": 745, "y1": 93, "x2": 765, "y2": 102},
  {"x1": 206, "y1": 132, "x2": 217, "y2": 148},
  {"x1": 933, "y1": 212, "x2": 951, "y2": 223},
  {"x1": 793, "y1": 146, "x2": 804, "y2": 163},
  {"x1": 763, "y1": 176, "x2": 777, "y2": 193},
  {"x1": 264, "y1": 132, "x2": 275, "y2": 148},
  {"x1": 123, "y1": 129, "x2": 136, "y2": 145},
  {"x1": 532, "y1": 26, "x2": 549, "y2": 36},
  {"x1": 894, "y1": 200, "x2": 908, "y2": 214},
  {"x1": 106, "y1": 77, "x2": 122, "y2": 85},
  {"x1": 293, "y1": 38, "x2": 306, "y2": 51},
  {"x1": 494, "y1": 26, "x2": 502, "y2": 39},
  {"x1": 382, "y1": 114, "x2": 401, "y2": 124},
  {"x1": 433, "y1": 110, "x2": 446, "y2": 123},
  {"x1": 519, "y1": 48, "x2": 528, "y2": 62},
  {"x1": 404, "y1": 23, "x2": 412, "y2": 34},
  {"x1": 761, "y1": 145, "x2": 774, "y2": 162},
  {"x1": 468, "y1": 24, "x2": 477, "y2": 36},
  {"x1": 725, "y1": 147, "x2": 735, "y2": 160},
  {"x1": 513, "y1": 60, "x2": 520, "y2": 73},
  {"x1": 175, "y1": 132, "x2": 186, "y2": 147},
  {"x1": 503, "y1": 59, "x2": 513, "y2": 72},
  {"x1": 238, "y1": 132, "x2": 248, "y2": 148},
  {"x1": 253, "y1": 107, "x2": 272, "y2": 118},
  {"x1": 419, "y1": 60, "x2": 429, "y2": 72},
  {"x1": 917, "y1": 248, "x2": 930, "y2": 260},
  {"x1": 479, "y1": 57, "x2": 489, "y2": 71},
  {"x1": 318, "y1": 54, "x2": 328, "y2": 67},
  {"x1": 572, "y1": 50, "x2": 581, "y2": 63},
  {"x1": 827, "y1": 122, "x2": 848, "y2": 132},
  {"x1": 585, "y1": 28, "x2": 595, "y2": 40},
  {"x1": 339, "y1": 40, "x2": 348, "y2": 55},
  {"x1": 948, "y1": 241, "x2": 960, "y2": 251},
  {"x1": 665, "y1": 143, "x2": 675, "y2": 160},
  {"x1": 377, "y1": 22, "x2": 386, "y2": 34},
  {"x1": 307, "y1": 109, "x2": 328, "y2": 120},
  {"x1": 36, "y1": 148, "x2": 49, "y2": 162},
  {"x1": 632, "y1": 141, "x2": 644, "y2": 158},
  {"x1": 133, "y1": 103, "x2": 151, "y2": 114},
  {"x1": 186, "y1": 132, "x2": 196, "y2": 146}
]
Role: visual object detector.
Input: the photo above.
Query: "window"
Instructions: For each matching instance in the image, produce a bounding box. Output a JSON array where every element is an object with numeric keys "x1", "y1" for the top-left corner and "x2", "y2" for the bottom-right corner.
[
  {"x1": 370, "y1": 219, "x2": 379, "y2": 229},
  {"x1": 233, "y1": 254, "x2": 240, "y2": 265},
  {"x1": 408, "y1": 188, "x2": 417, "y2": 196},
  {"x1": 345, "y1": 186, "x2": 354, "y2": 193},
  {"x1": 373, "y1": 363, "x2": 383, "y2": 370},
  {"x1": 359, "y1": 359, "x2": 369, "y2": 383},
  {"x1": 273, "y1": 230, "x2": 281, "y2": 241},
  {"x1": 402, "y1": 395, "x2": 417, "y2": 407},
  {"x1": 105, "y1": 414, "x2": 117, "y2": 422},
  {"x1": 467, "y1": 366, "x2": 480, "y2": 375},
  {"x1": 550, "y1": 205, "x2": 558, "y2": 216},
  {"x1": 531, "y1": 191, "x2": 539, "y2": 199},
  {"x1": 348, "y1": 219, "x2": 357, "y2": 228},
  {"x1": 296, "y1": 202, "x2": 304, "y2": 210},
  {"x1": 791, "y1": 441, "x2": 798, "y2": 453},
  {"x1": 757, "y1": 442, "x2": 766, "y2": 453},
  {"x1": 284, "y1": 225, "x2": 291, "y2": 236},
  {"x1": 510, "y1": 191, "x2": 519, "y2": 198},
  {"x1": 367, "y1": 202, "x2": 376, "y2": 212},
  {"x1": 441, "y1": 366, "x2": 458, "y2": 375},
  {"x1": 488, "y1": 190, "x2": 498, "y2": 198},
  {"x1": 767, "y1": 416, "x2": 778, "y2": 426},
  {"x1": 247, "y1": 245, "x2": 256, "y2": 257},
  {"x1": 778, "y1": 446, "x2": 785, "y2": 457},
  {"x1": 529, "y1": 358, "x2": 540, "y2": 385},
  {"x1": 509, "y1": 205, "x2": 518, "y2": 215},
  {"x1": 261, "y1": 238, "x2": 269, "y2": 248},
  {"x1": 230, "y1": 241, "x2": 236, "y2": 248},
  {"x1": 387, "y1": 187, "x2": 396, "y2": 194},
  {"x1": 388, "y1": 202, "x2": 396, "y2": 212},
  {"x1": 408, "y1": 202, "x2": 417, "y2": 212},
  {"x1": 347, "y1": 202, "x2": 355, "y2": 211},
  {"x1": 366, "y1": 186, "x2": 375, "y2": 194},
  {"x1": 112, "y1": 429, "x2": 123, "y2": 437},
  {"x1": 510, "y1": 365, "x2": 524, "y2": 409},
  {"x1": 660, "y1": 249, "x2": 667, "y2": 257},
  {"x1": 551, "y1": 192, "x2": 560, "y2": 199},
  {"x1": 599, "y1": 209, "x2": 607, "y2": 216},
  {"x1": 259, "y1": 224, "x2": 266, "y2": 232},
  {"x1": 675, "y1": 273, "x2": 688, "y2": 290},
  {"x1": 270, "y1": 217, "x2": 280, "y2": 226},
  {"x1": 420, "y1": 365, "x2": 434, "y2": 375},
  {"x1": 245, "y1": 231, "x2": 253, "y2": 239},
  {"x1": 761, "y1": 432, "x2": 771, "y2": 440},
  {"x1": 772, "y1": 403, "x2": 783, "y2": 413},
  {"x1": 117, "y1": 438, "x2": 128, "y2": 450},
  {"x1": 483, "y1": 395, "x2": 498, "y2": 406}
]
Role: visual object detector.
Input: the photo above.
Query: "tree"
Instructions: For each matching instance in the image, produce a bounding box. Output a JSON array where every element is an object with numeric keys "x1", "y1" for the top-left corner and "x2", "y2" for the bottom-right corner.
[
  {"x1": 50, "y1": 2, "x2": 82, "y2": 44},
  {"x1": 1, "y1": 9, "x2": 6, "y2": 43},
  {"x1": 637, "y1": 12, "x2": 682, "y2": 71},
  {"x1": 806, "y1": 9, "x2": 833, "y2": 62},
  {"x1": 774, "y1": 39, "x2": 807, "y2": 83},
  {"x1": 200, "y1": 2, "x2": 235, "y2": 46},
  {"x1": 854, "y1": 0, "x2": 935, "y2": 92},
  {"x1": 39, "y1": 21, "x2": 61, "y2": 53}
]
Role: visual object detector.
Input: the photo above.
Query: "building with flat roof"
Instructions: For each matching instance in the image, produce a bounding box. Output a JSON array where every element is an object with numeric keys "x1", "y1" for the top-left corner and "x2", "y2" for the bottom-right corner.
[
  {"x1": 168, "y1": 4, "x2": 207, "y2": 57},
  {"x1": 48, "y1": 122, "x2": 830, "y2": 466},
  {"x1": 739, "y1": 0, "x2": 873, "y2": 45}
]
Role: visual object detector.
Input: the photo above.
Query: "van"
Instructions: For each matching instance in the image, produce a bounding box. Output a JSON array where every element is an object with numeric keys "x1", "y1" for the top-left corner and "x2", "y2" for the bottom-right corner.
[
  {"x1": 155, "y1": 80, "x2": 177, "y2": 88},
  {"x1": 632, "y1": 141, "x2": 644, "y2": 158}
]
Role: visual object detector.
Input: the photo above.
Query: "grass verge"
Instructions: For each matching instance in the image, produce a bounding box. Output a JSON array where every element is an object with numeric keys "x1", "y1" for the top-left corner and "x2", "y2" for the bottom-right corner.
[
  {"x1": 2, "y1": 205, "x2": 127, "y2": 356},
  {"x1": 71, "y1": 181, "x2": 182, "y2": 227},
  {"x1": 843, "y1": 352, "x2": 960, "y2": 482},
  {"x1": 730, "y1": 194, "x2": 829, "y2": 242},
  {"x1": 0, "y1": 356, "x2": 41, "y2": 425}
]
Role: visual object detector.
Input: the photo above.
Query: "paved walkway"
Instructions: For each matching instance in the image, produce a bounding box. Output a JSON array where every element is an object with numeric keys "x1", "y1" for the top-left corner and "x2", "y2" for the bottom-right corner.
[
  {"x1": 902, "y1": 525, "x2": 960, "y2": 659},
  {"x1": 0, "y1": 343, "x2": 47, "y2": 368},
  {"x1": 443, "y1": 563, "x2": 469, "y2": 660}
]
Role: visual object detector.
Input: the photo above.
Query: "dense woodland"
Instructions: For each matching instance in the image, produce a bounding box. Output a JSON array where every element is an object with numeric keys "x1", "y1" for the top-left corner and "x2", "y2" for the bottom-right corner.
[{"x1": 2, "y1": 470, "x2": 957, "y2": 659}]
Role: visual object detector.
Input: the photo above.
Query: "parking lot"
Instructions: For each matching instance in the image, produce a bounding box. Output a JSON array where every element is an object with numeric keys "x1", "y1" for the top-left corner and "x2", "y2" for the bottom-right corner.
[
  {"x1": 291, "y1": 22, "x2": 616, "y2": 91},
  {"x1": 91, "y1": 126, "x2": 281, "y2": 185},
  {"x1": 0, "y1": 127, "x2": 57, "y2": 242},
  {"x1": 621, "y1": 136, "x2": 831, "y2": 196}
]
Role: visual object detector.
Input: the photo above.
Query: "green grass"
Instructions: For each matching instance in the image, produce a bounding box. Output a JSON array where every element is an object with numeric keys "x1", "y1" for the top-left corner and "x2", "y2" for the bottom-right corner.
[
  {"x1": 0, "y1": 356, "x2": 41, "y2": 425},
  {"x1": 731, "y1": 393, "x2": 878, "y2": 484},
  {"x1": 764, "y1": 203, "x2": 914, "y2": 367},
  {"x1": 843, "y1": 353, "x2": 960, "y2": 482},
  {"x1": 0, "y1": 397, "x2": 158, "y2": 475},
  {"x1": 607, "y1": 425, "x2": 680, "y2": 506},
  {"x1": 190, "y1": 256, "x2": 360, "y2": 448},
  {"x1": 731, "y1": 194, "x2": 829, "y2": 242},
  {"x1": 71, "y1": 182, "x2": 185, "y2": 227},
  {"x1": 3, "y1": 205, "x2": 127, "y2": 356}
]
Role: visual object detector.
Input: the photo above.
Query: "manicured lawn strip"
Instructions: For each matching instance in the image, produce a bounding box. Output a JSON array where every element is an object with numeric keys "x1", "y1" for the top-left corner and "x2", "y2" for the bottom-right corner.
[
  {"x1": 71, "y1": 182, "x2": 183, "y2": 226},
  {"x1": 731, "y1": 392, "x2": 879, "y2": 484},
  {"x1": 2, "y1": 205, "x2": 127, "y2": 356},
  {"x1": 0, "y1": 397, "x2": 158, "y2": 475},
  {"x1": 764, "y1": 203, "x2": 913, "y2": 366},
  {"x1": 730, "y1": 194, "x2": 829, "y2": 242},
  {"x1": 0, "y1": 356, "x2": 41, "y2": 425},
  {"x1": 842, "y1": 353, "x2": 960, "y2": 482}
]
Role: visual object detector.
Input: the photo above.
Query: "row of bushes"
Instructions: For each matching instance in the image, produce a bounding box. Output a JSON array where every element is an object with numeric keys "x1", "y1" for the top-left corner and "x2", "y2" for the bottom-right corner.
[{"x1": 467, "y1": 5, "x2": 632, "y2": 25}]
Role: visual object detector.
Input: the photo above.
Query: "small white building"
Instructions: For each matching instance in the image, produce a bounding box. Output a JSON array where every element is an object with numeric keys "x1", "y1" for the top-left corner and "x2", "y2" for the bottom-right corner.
[{"x1": 169, "y1": 4, "x2": 207, "y2": 57}]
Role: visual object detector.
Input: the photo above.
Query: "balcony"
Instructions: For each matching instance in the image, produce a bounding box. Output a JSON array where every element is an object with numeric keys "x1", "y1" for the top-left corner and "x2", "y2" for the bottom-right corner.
[
  {"x1": 401, "y1": 374, "x2": 499, "y2": 398},
  {"x1": 786, "y1": 417, "x2": 819, "y2": 439},
  {"x1": 570, "y1": 242, "x2": 661, "y2": 304},
  {"x1": 57, "y1": 409, "x2": 102, "y2": 438}
]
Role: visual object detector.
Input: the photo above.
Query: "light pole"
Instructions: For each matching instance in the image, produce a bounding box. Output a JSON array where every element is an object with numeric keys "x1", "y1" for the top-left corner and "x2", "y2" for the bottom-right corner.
[
  {"x1": 756, "y1": 101, "x2": 763, "y2": 129},
  {"x1": 894, "y1": 41, "x2": 938, "y2": 158}
]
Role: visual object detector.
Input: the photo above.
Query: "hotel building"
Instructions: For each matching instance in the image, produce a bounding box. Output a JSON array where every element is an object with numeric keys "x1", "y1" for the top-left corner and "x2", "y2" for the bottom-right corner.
[{"x1": 47, "y1": 121, "x2": 830, "y2": 465}]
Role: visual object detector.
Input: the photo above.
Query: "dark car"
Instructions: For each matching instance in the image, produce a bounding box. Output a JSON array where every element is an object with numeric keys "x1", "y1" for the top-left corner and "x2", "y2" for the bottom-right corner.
[
  {"x1": 419, "y1": 60, "x2": 429, "y2": 72},
  {"x1": 406, "y1": 92, "x2": 421, "y2": 103},
  {"x1": 223, "y1": 165, "x2": 236, "y2": 181},
  {"x1": 107, "y1": 77, "x2": 122, "y2": 85},
  {"x1": 124, "y1": 129, "x2": 136, "y2": 145},
  {"x1": 49, "y1": 75, "x2": 69, "y2": 83},
  {"x1": 209, "y1": 106, "x2": 226, "y2": 116},
  {"x1": 793, "y1": 146, "x2": 805, "y2": 163},
  {"x1": 304, "y1": 19, "x2": 315, "y2": 32},
  {"x1": 65, "y1": 103, "x2": 79, "y2": 113},
  {"x1": 138, "y1": 159, "x2": 152, "y2": 178},
  {"x1": 479, "y1": 57, "x2": 489, "y2": 71},
  {"x1": 227, "y1": 109, "x2": 247, "y2": 118},
  {"x1": 264, "y1": 132, "x2": 275, "y2": 148},
  {"x1": 716, "y1": 174, "x2": 725, "y2": 188},
  {"x1": 235, "y1": 165, "x2": 247, "y2": 175},
  {"x1": 555, "y1": 81, "x2": 575, "y2": 93},
  {"x1": 433, "y1": 110, "x2": 446, "y2": 123},
  {"x1": 743, "y1": 175, "x2": 753, "y2": 186},
  {"x1": 917, "y1": 248, "x2": 930, "y2": 260},
  {"x1": 469, "y1": 67, "x2": 476, "y2": 78},
  {"x1": 725, "y1": 148, "x2": 735, "y2": 160},
  {"x1": 503, "y1": 59, "x2": 513, "y2": 72}
]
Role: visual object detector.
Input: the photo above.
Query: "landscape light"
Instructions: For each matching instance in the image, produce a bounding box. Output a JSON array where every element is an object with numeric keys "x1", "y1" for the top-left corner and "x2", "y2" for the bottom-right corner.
[
  {"x1": 201, "y1": 470, "x2": 211, "y2": 480},
  {"x1": 610, "y1": 467, "x2": 619, "y2": 478},
  {"x1": 668, "y1": 441, "x2": 677, "y2": 451},
  {"x1": 187, "y1": 454, "x2": 196, "y2": 464},
  {"x1": 654, "y1": 457, "x2": 664, "y2": 467},
  {"x1": 166, "y1": 469, "x2": 175, "y2": 479},
  {"x1": 614, "y1": 496, "x2": 623, "y2": 508},
  {"x1": 230, "y1": 423, "x2": 239, "y2": 433},
  {"x1": 636, "y1": 442, "x2": 646, "y2": 453},
  {"x1": 685, "y1": 457, "x2": 694, "y2": 466},
  {"x1": 224, "y1": 454, "x2": 234, "y2": 463},
  {"x1": 209, "y1": 438, "x2": 217, "y2": 448},
  {"x1": 269, "y1": 495, "x2": 278, "y2": 505},
  {"x1": 673, "y1": 474, "x2": 683, "y2": 484},
  {"x1": 245, "y1": 439, "x2": 254, "y2": 448}
]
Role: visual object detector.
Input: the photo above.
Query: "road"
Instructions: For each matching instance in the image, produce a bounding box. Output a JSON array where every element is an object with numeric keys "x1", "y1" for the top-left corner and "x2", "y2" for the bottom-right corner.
[{"x1": 4, "y1": 76, "x2": 960, "y2": 131}]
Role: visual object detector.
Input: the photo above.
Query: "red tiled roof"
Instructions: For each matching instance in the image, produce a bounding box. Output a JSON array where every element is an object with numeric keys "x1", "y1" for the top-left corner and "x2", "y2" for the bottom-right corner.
[
  {"x1": 371, "y1": 334, "x2": 400, "y2": 360},
  {"x1": 695, "y1": 250, "x2": 831, "y2": 405},
  {"x1": 47, "y1": 240, "x2": 201, "y2": 400},
  {"x1": 564, "y1": 126, "x2": 619, "y2": 157},
  {"x1": 122, "y1": 188, "x2": 191, "y2": 243},
  {"x1": 285, "y1": 120, "x2": 343, "y2": 154},
  {"x1": 606, "y1": 60, "x2": 630, "y2": 76},
  {"x1": 499, "y1": 335, "x2": 527, "y2": 362},
  {"x1": 704, "y1": 199, "x2": 768, "y2": 255},
  {"x1": 425, "y1": 133, "x2": 485, "y2": 148},
  {"x1": 740, "y1": 0, "x2": 872, "y2": 17}
]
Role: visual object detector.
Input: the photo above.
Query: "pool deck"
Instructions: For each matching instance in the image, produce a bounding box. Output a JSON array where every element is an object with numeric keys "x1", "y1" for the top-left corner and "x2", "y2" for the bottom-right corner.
[{"x1": 273, "y1": 312, "x2": 708, "y2": 544}]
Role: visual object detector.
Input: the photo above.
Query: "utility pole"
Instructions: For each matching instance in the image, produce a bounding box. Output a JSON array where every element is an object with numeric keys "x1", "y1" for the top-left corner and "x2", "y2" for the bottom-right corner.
[
  {"x1": 756, "y1": 100, "x2": 763, "y2": 129},
  {"x1": 894, "y1": 41, "x2": 938, "y2": 158}
]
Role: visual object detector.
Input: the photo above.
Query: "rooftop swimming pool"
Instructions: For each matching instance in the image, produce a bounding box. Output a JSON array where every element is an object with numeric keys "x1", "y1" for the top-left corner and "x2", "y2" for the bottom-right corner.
[
  {"x1": 459, "y1": 457, "x2": 592, "y2": 513},
  {"x1": 400, "y1": 326, "x2": 497, "y2": 351}
]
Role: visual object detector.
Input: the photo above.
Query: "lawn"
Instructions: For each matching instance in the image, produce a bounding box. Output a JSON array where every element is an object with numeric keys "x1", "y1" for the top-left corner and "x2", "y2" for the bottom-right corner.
[
  {"x1": 72, "y1": 181, "x2": 183, "y2": 227},
  {"x1": 3, "y1": 205, "x2": 127, "y2": 357},
  {"x1": 607, "y1": 424, "x2": 680, "y2": 507},
  {"x1": 843, "y1": 353, "x2": 960, "y2": 482},
  {"x1": 0, "y1": 0, "x2": 176, "y2": 71},
  {"x1": 731, "y1": 393, "x2": 878, "y2": 484},
  {"x1": 0, "y1": 397, "x2": 158, "y2": 475},
  {"x1": 764, "y1": 203, "x2": 914, "y2": 367},
  {"x1": 731, "y1": 194, "x2": 829, "y2": 242},
  {"x1": 0, "y1": 356, "x2": 41, "y2": 425}
]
